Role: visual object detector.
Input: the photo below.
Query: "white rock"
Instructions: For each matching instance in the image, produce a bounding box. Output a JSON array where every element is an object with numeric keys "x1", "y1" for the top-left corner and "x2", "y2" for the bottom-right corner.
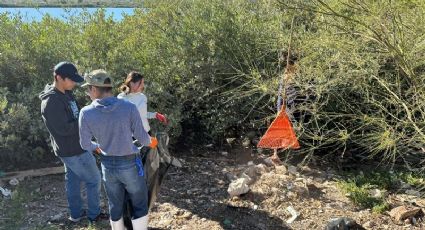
[{"x1": 221, "y1": 151, "x2": 229, "y2": 156}]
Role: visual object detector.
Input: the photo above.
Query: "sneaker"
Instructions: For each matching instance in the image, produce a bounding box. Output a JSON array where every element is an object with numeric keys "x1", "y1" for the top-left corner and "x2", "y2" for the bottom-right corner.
[
  {"x1": 68, "y1": 210, "x2": 86, "y2": 223},
  {"x1": 68, "y1": 216, "x2": 82, "y2": 223},
  {"x1": 88, "y1": 212, "x2": 109, "y2": 224}
]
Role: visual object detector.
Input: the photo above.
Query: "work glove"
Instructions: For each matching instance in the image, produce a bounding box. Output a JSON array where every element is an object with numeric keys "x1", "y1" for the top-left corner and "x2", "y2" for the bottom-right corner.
[
  {"x1": 149, "y1": 137, "x2": 158, "y2": 149},
  {"x1": 155, "y1": 112, "x2": 168, "y2": 124}
]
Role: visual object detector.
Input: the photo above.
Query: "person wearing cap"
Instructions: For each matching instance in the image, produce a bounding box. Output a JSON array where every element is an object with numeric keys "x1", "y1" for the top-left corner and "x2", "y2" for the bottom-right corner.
[
  {"x1": 79, "y1": 69, "x2": 151, "y2": 230},
  {"x1": 39, "y1": 62, "x2": 105, "y2": 223}
]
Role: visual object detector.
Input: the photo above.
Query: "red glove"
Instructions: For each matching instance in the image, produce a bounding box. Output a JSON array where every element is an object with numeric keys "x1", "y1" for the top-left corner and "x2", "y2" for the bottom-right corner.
[{"x1": 155, "y1": 112, "x2": 168, "y2": 124}]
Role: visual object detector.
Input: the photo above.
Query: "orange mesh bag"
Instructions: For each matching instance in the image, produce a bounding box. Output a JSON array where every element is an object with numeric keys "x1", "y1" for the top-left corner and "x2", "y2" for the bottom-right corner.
[{"x1": 257, "y1": 109, "x2": 300, "y2": 149}]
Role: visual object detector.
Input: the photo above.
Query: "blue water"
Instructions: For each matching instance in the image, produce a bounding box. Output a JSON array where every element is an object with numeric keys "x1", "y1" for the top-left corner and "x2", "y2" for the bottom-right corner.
[{"x1": 0, "y1": 8, "x2": 135, "y2": 21}]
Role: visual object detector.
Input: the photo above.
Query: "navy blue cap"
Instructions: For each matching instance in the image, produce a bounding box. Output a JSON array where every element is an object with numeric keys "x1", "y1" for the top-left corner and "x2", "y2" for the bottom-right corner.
[{"x1": 53, "y1": 62, "x2": 84, "y2": 83}]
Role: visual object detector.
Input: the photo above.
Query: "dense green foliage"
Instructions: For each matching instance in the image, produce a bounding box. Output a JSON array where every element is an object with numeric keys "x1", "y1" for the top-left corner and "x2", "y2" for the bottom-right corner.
[{"x1": 1, "y1": 0, "x2": 425, "y2": 170}]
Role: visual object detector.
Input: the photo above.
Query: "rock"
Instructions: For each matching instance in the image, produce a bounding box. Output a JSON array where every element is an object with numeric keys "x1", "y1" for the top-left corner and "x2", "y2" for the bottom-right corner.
[
  {"x1": 399, "y1": 181, "x2": 412, "y2": 189},
  {"x1": 288, "y1": 165, "x2": 298, "y2": 175},
  {"x1": 243, "y1": 166, "x2": 257, "y2": 178},
  {"x1": 227, "y1": 178, "x2": 250, "y2": 197},
  {"x1": 210, "y1": 188, "x2": 218, "y2": 193},
  {"x1": 226, "y1": 172, "x2": 237, "y2": 181},
  {"x1": 369, "y1": 189, "x2": 386, "y2": 198},
  {"x1": 254, "y1": 164, "x2": 268, "y2": 174},
  {"x1": 325, "y1": 217, "x2": 365, "y2": 230},
  {"x1": 50, "y1": 213, "x2": 63, "y2": 221},
  {"x1": 389, "y1": 206, "x2": 423, "y2": 222},
  {"x1": 264, "y1": 157, "x2": 274, "y2": 167},
  {"x1": 247, "y1": 161, "x2": 254, "y2": 166},
  {"x1": 221, "y1": 151, "x2": 228, "y2": 156},
  {"x1": 405, "y1": 189, "x2": 420, "y2": 197}
]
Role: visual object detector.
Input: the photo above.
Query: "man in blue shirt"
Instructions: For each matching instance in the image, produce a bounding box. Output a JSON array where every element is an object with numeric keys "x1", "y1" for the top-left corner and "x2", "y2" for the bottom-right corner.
[{"x1": 79, "y1": 69, "x2": 151, "y2": 230}]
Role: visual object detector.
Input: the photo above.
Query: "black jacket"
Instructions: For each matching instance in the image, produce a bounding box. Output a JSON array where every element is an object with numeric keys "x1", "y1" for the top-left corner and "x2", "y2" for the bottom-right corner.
[{"x1": 39, "y1": 84, "x2": 85, "y2": 157}]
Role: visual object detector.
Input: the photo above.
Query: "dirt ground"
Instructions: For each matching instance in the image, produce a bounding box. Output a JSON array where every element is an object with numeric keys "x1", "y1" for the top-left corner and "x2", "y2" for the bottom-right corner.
[{"x1": 1, "y1": 148, "x2": 424, "y2": 230}]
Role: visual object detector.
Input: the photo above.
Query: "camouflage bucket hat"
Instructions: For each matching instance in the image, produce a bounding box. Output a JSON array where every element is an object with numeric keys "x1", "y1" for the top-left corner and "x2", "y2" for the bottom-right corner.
[{"x1": 81, "y1": 69, "x2": 113, "y2": 87}]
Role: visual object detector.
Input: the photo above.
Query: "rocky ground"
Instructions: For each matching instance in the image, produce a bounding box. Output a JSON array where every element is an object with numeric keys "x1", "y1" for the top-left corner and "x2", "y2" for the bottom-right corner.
[{"x1": 1, "y1": 147, "x2": 425, "y2": 229}]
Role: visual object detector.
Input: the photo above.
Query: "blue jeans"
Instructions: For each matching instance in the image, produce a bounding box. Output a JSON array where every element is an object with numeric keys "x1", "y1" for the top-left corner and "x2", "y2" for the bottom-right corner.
[
  {"x1": 60, "y1": 151, "x2": 101, "y2": 220},
  {"x1": 100, "y1": 155, "x2": 148, "y2": 221}
]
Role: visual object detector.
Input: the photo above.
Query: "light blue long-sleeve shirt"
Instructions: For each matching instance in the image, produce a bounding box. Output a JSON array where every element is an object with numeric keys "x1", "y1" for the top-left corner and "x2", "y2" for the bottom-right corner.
[{"x1": 79, "y1": 96, "x2": 151, "y2": 156}]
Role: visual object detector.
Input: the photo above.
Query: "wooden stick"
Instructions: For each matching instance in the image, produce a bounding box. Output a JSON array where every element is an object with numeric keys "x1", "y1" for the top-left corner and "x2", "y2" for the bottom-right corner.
[{"x1": 0, "y1": 166, "x2": 64, "y2": 182}]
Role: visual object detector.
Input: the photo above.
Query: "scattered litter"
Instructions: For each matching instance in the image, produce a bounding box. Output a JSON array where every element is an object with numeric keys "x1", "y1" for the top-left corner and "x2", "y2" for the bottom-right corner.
[
  {"x1": 223, "y1": 219, "x2": 232, "y2": 226},
  {"x1": 9, "y1": 178, "x2": 19, "y2": 186},
  {"x1": 286, "y1": 206, "x2": 299, "y2": 223},
  {"x1": 227, "y1": 178, "x2": 250, "y2": 197},
  {"x1": 0, "y1": 186, "x2": 11, "y2": 197}
]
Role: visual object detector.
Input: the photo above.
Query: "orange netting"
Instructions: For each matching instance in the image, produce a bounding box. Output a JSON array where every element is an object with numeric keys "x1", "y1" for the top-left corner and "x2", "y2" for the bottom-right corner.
[{"x1": 257, "y1": 109, "x2": 300, "y2": 149}]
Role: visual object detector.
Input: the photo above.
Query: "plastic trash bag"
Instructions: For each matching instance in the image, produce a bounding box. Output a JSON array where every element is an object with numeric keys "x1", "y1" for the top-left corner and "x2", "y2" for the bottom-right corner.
[{"x1": 123, "y1": 132, "x2": 181, "y2": 229}]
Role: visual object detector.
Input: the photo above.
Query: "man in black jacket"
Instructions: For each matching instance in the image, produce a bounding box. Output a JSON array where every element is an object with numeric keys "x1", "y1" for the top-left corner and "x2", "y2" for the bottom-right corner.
[{"x1": 39, "y1": 62, "x2": 105, "y2": 223}]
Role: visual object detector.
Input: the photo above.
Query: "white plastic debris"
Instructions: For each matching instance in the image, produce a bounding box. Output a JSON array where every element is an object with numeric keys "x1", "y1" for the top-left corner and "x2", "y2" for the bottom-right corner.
[
  {"x1": 221, "y1": 151, "x2": 229, "y2": 156},
  {"x1": 9, "y1": 178, "x2": 19, "y2": 186},
  {"x1": 286, "y1": 206, "x2": 299, "y2": 224},
  {"x1": 227, "y1": 178, "x2": 250, "y2": 197},
  {"x1": 0, "y1": 187, "x2": 11, "y2": 197}
]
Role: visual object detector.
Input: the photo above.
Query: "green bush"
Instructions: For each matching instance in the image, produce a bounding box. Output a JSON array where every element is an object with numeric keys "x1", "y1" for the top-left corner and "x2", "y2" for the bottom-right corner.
[{"x1": 1, "y1": 0, "x2": 425, "y2": 169}]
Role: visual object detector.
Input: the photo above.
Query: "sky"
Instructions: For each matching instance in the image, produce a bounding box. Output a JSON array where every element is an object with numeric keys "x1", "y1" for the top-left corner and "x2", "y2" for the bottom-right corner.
[{"x1": 0, "y1": 8, "x2": 135, "y2": 21}]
